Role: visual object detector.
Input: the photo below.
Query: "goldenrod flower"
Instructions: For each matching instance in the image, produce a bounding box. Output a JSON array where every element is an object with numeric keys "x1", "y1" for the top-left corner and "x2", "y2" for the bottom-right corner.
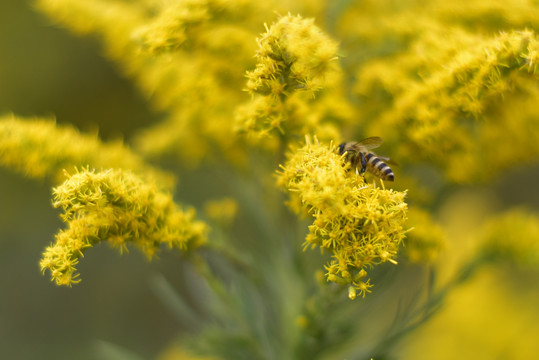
[
  {"x1": 204, "y1": 197, "x2": 239, "y2": 227},
  {"x1": 133, "y1": 0, "x2": 211, "y2": 54},
  {"x1": 0, "y1": 115, "x2": 173, "y2": 187},
  {"x1": 405, "y1": 207, "x2": 446, "y2": 264},
  {"x1": 245, "y1": 14, "x2": 338, "y2": 97},
  {"x1": 236, "y1": 14, "x2": 350, "y2": 144},
  {"x1": 480, "y1": 209, "x2": 539, "y2": 268},
  {"x1": 36, "y1": 0, "x2": 258, "y2": 166},
  {"x1": 277, "y1": 138, "x2": 408, "y2": 299},
  {"x1": 355, "y1": 27, "x2": 539, "y2": 183},
  {"x1": 40, "y1": 168, "x2": 208, "y2": 286}
]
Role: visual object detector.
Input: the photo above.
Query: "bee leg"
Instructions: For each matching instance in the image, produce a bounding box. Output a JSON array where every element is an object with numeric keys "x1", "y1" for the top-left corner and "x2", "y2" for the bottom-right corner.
[{"x1": 360, "y1": 152, "x2": 367, "y2": 174}]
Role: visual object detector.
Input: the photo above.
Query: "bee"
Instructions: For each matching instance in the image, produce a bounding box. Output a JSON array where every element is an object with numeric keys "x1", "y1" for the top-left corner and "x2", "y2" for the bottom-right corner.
[{"x1": 337, "y1": 137, "x2": 395, "y2": 181}]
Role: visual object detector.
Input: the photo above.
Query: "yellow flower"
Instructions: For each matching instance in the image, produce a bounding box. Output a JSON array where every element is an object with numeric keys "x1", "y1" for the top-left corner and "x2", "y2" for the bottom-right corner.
[
  {"x1": 236, "y1": 14, "x2": 351, "y2": 145},
  {"x1": 245, "y1": 14, "x2": 338, "y2": 97},
  {"x1": 0, "y1": 115, "x2": 173, "y2": 187},
  {"x1": 405, "y1": 207, "x2": 446, "y2": 264},
  {"x1": 204, "y1": 197, "x2": 239, "y2": 226},
  {"x1": 355, "y1": 27, "x2": 539, "y2": 183},
  {"x1": 480, "y1": 209, "x2": 539, "y2": 268},
  {"x1": 277, "y1": 138, "x2": 408, "y2": 299},
  {"x1": 132, "y1": 0, "x2": 211, "y2": 54},
  {"x1": 36, "y1": 0, "x2": 259, "y2": 166},
  {"x1": 40, "y1": 168, "x2": 208, "y2": 286}
]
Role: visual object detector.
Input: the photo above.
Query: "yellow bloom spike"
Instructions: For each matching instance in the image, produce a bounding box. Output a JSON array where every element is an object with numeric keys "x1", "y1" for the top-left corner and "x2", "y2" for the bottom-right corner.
[
  {"x1": 276, "y1": 138, "x2": 409, "y2": 299},
  {"x1": 133, "y1": 0, "x2": 211, "y2": 54},
  {"x1": 356, "y1": 28, "x2": 539, "y2": 183},
  {"x1": 404, "y1": 207, "x2": 447, "y2": 264},
  {"x1": 204, "y1": 197, "x2": 239, "y2": 226},
  {"x1": 480, "y1": 209, "x2": 539, "y2": 268},
  {"x1": 236, "y1": 14, "x2": 351, "y2": 144},
  {"x1": 0, "y1": 115, "x2": 174, "y2": 187},
  {"x1": 40, "y1": 168, "x2": 208, "y2": 286},
  {"x1": 245, "y1": 14, "x2": 338, "y2": 97},
  {"x1": 36, "y1": 0, "x2": 260, "y2": 166}
]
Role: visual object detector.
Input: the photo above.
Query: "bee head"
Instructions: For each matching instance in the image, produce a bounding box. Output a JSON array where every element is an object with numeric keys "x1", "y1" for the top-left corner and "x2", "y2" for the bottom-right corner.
[{"x1": 337, "y1": 142, "x2": 346, "y2": 155}]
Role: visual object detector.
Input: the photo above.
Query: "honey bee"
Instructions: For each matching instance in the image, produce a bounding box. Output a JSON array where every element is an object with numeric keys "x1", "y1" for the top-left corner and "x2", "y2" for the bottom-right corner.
[{"x1": 337, "y1": 137, "x2": 395, "y2": 181}]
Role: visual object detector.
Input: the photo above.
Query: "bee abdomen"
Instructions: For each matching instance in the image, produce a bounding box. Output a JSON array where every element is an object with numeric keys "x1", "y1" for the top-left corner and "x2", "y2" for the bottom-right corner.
[{"x1": 365, "y1": 152, "x2": 394, "y2": 181}]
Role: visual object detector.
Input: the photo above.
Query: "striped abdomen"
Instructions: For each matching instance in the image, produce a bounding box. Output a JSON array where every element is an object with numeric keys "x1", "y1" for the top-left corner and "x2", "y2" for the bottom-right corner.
[{"x1": 364, "y1": 152, "x2": 394, "y2": 181}]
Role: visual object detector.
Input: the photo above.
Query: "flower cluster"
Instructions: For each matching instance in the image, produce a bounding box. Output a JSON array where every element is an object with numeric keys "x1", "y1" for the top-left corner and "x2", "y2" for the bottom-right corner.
[
  {"x1": 133, "y1": 0, "x2": 212, "y2": 53},
  {"x1": 354, "y1": 26, "x2": 539, "y2": 183},
  {"x1": 245, "y1": 14, "x2": 338, "y2": 97},
  {"x1": 204, "y1": 197, "x2": 238, "y2": 227},
  {"x1": 36, "y1": 0, "x2": 258, "y2": 166},
  {"x1": 404, "y1": 207, "x2": 446, "y2": 263},
  {"x1": 480, "y1": 209, "x2": 539, "y2": 268},
  {"x1": 236, "y1": 14, "x2": 350, "y2": 144},
  {"x1": 0, "y1": 115, "x2": 173, "y2": 187},
  {"x1": 277, "y1": 139, "x2": 408, "y2": 299},
  {"x1": 40, "y1": 168, "x2": 208, "y2": 286}
]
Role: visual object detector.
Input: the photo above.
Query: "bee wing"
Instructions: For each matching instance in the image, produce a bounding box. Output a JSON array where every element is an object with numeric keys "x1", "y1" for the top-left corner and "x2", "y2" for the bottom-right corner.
[
  {"x1": 378, "y1": 155, "x2": 399, "y2": 166},
  {"x1": 357, "y1": 136, "x2": 384, "y2": 150}
]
